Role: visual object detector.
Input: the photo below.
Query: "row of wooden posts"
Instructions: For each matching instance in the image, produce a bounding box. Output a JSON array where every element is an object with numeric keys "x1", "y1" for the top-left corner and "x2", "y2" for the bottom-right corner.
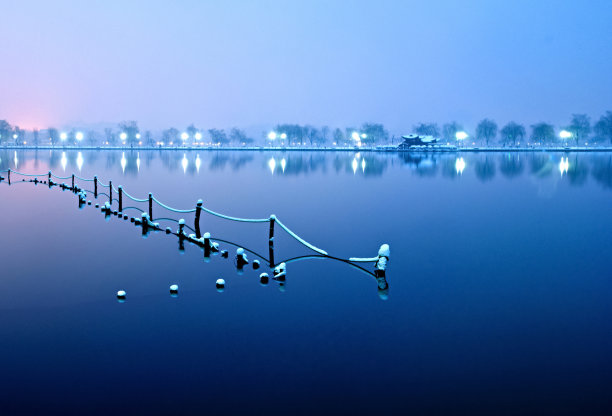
[{"x1": 3, "y1": 168, "x2": 278, "y2": 266}]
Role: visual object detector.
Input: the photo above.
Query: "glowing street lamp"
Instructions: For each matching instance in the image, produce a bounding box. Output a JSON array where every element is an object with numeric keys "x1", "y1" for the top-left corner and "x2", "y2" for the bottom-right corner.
[
  {"x1": 455, "y1": 131, "x2": 468, "y2": 141},
  {"x1": 195, "y1": 132, "x2": 202, "y2": 141},
  {"x1": 75, "y1": 131, "x2": 84, "y2": 141},
  {"x1": 268, "y1": 132, "x2": 277, "y2": 141},
  {"x1": 135, "y1": 133, "x2": 141, "y2": 140},
  {"x1": 280, "y1": 133, "x2": 287, "y2": 140},
  {"x1": 120, "y1": 132, "x2": 127, "y2": 142},
  {"x1": 559, "y1": 130, "x2": 572, "y2": 140},
  {"x1": 181, "y1": 132, "x2": 189, "y2": 141},
  {"x1": 60, "y1": 132, "x2": 68, "y2": 141}
]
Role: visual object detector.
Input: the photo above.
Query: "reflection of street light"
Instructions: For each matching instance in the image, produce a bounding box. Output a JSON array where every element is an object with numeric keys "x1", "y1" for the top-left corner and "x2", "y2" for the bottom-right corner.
[
  {"x1": 60, "y1": 132, "x2": 67, "y2": 141},
  {"x1": 455, "y1": 131, "x2": 468, "y2": 140},
  {"x1": 268, "y1": 132, "x2": 277, "y2": 140},
  {"x1": 75, "y1": 132, "x2": 84, "y2": 141},
  {"x1": 559, "y1": 130, "x2": 572, "y2": 140},
  {"x1": 455, "y1": 157, "x2": 466, "y2": 174}
]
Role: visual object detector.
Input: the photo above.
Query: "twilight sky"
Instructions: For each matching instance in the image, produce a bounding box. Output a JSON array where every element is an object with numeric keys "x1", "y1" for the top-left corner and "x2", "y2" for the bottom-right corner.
[{"x1": 1, "y1": 0, "x2": 611, "y2": 134}]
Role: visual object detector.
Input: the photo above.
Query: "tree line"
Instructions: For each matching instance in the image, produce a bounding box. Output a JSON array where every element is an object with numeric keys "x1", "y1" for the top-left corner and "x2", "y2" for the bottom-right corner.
[{"x1": 1, "y1": 112, "x2": 611, "y2": 147}]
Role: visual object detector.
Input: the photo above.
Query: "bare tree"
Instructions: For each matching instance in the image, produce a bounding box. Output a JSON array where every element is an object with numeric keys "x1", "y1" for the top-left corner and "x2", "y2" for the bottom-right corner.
[
  {"x1": 476, "y1": 119, "x2": 497, "y2": 145},
  {"x1": 594, "y1": 111, "x2": 612, "y2": 144},
  {"x1": 567, "y1": 114, "x2": 591, "y2": 146},
  {"x1": 442, "y1": 122, "x2": 463, "y2": 142},
  {"x1": 500, "y1": 122, "x2": 526, "y2": 146},
  {"x1": 333, "y1": 128, "x2": 344, "y2": 146},
  {"x1": 118, "y1": 121, "x2": 139, "y2": 145},
  {"x1": 0, "y1": 120, "x2": 11, "y2": 144},
  {"x1": 413, "y1": 123, "x2": 440, "y2": 137},
  {"x1": 530, "y1": 122, "x2": 555, "y2": 144},
  {"x1": 48, "y1": 128, "x2": 59, "y2": 146}
]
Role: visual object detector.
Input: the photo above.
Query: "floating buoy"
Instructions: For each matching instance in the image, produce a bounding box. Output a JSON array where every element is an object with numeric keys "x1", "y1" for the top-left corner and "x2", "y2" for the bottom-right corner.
[
  {"x1": 170, "y1": 284, "x2": 178, "y2": 293},
  {"x1": 221, "y1": 250, "x2": 228, "y2": 258},
  {"x1": 216, "y1": 278, "x2": 225, "y2": 290},
  {"x1": 117, "y1": 290, "x2": 126, "y2": 300},
  {"x1": 253, "y1": 260, "x2": 260, "y2": 270},
  {"x1": 259, "y1": 272, "x2": 269, "y2": 285},
  {"x1": 95, "y1": 203, "x2": 99, "y2": 208},
  {"x1": 165, "y1": 227, "x2": 171, "y2": 234}
]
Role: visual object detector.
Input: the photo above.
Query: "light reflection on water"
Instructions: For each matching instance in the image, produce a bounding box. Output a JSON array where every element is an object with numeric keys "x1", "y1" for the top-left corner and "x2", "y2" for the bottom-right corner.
[{"x1": 2, "y1": 150, "x2": 612, "y2": 189}]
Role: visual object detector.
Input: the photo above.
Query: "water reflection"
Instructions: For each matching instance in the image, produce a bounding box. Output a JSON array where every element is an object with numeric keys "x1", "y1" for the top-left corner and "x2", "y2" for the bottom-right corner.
[{"x1": 1, "y1": 149, "x2": 612, "y2": 191}]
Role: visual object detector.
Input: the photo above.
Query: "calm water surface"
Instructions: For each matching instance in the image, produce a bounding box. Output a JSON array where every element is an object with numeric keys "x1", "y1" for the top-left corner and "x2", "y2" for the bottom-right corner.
[{"x1": 1, "y1": 150, "x2": 611, "y2": 415}]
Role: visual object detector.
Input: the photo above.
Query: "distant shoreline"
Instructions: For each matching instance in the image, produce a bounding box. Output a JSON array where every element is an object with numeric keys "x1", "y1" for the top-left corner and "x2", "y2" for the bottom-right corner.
[{"x1": 1, "y1": 145, "x2": 612, "y2": 153}]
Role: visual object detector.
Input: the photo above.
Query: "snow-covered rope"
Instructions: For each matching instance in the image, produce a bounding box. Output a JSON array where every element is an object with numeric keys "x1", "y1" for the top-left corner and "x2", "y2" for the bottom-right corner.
[
  {"x1": 275, "y1": 218, "x2": 328, "y2": 255},
  {"x1": 151, "y1": 196, "x2": 196, "y2": 213},
  {"x1": 51, "y1": 173, "x2": 72, "y2": 180},
  {"x1": 122, "y1": 189, "x2": 149, "y2": 203},
  {"x1": 74, "y1": 174, "x2": 94, "y2": 182},
  {"x1": 9, "y1": 170, "x2": 46, "y2": 177},
  {"x1": 200, "y1": 206, "x2": 269, "y2": 223}
]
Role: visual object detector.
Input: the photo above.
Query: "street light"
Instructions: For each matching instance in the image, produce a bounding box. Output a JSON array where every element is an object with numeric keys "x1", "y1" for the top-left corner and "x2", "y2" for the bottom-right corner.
[
  {"x1": 75, "y1": 132, "x2": 84, "y2": 141},
  {"x1": 455, "y1": 131, "x2": 468, "y2": 140},
  {"x1": 181, "y1": 132, "x2": 189, "y2": 141},
  {"x1": 280, "y1": 133, "x2": 287, "y2": 140},
  {"x1": 120, "y1": 132, "x2": 127, "y2": 141},
  {"x1": 559, "y1": 130, "x2": 572, "y2": 139},
  {"x1": 195, "y1": 132, "x2": 202, "y2": 141},
  {"x1": 135, "y1": 133, "x2": 141, "y2": 139},
  {"x1": 268, "y1": 132, "x2": 277, "y2": 141},
  {"x1": 60, "y1": 132, "x2": 67, "y2": 141}
]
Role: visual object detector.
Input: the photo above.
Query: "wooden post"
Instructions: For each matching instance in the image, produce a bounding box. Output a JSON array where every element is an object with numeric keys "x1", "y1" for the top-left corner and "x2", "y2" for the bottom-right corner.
[
  {"x1": 48, "y1": 171, "x2": 51, "y2": 183},
  {"x1": 118, "y1": 186, "x2": 123, "y2": 212},
  {"x1": 194, "y1": 199, "x2": 203, "y2": 238},
  {"x1": 109, "y1": 180, "x2": 112, "y2": 205},
  {"x1": 148, "y1": 193, "x2": 153, "y2": 219},
  {"x1": 269, "y1": 215, "x2": 276, "y2": 242},
  {"x1": 71, "y1": 174, "x2": 75, "y2": 189},
  {"x1": 7, "y1": 169, "x2": 10, "y2": 185},
  {"x1": 94, "y1": 176, "x2": 98, "y2": 197},
  {"x1": 269, "y1": 214, "x2": 275, "y2": 267}
]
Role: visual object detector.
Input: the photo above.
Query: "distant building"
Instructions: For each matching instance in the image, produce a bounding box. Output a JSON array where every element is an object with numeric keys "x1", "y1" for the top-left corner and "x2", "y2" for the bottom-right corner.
[{"x1": 398, "y1": 134, "x2": 439, "y2": 149}]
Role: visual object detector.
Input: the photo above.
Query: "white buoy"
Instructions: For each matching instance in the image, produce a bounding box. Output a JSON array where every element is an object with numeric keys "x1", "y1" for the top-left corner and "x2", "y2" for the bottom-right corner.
[
  {"x1": 216, "y1": 278, "x2": 225, "y2": 292},
  {"x1": 253, "y1": 260, "x2": 260, "y2": 269},
  {"x1": 259, "y1": 272, "x2": 269, "y2": 285},
  {"x1": 170, "y1": 284, "x2": 178, "y2": 292},
  {"x1": 117, "y1": 290, "x2": 126, "y2": 298}
]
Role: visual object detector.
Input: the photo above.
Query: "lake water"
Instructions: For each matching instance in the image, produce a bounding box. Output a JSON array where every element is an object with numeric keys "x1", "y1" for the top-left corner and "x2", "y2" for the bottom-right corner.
[{"x1": 1, "y1": 149, "x2": 611, "y2": 415}]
